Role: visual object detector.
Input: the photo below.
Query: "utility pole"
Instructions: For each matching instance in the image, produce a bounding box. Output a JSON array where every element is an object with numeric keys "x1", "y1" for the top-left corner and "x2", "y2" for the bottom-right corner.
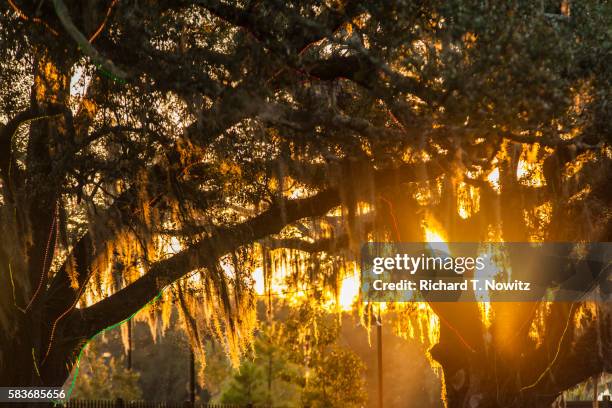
[{"x1": 377, "y1": 309, "x2": 383, "y2": 408}]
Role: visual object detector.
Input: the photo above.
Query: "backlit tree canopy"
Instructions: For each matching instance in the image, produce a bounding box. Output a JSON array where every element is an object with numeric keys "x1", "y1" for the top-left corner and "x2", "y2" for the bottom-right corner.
[{"x1": 0, "y1": 1, "x2": 610, "y2": 407}]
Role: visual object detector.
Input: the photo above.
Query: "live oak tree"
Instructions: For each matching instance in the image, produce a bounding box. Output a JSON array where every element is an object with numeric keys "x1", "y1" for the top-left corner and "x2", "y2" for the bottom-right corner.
[{"x1": 0, "y1": 1, "x2": 610, "y2": 407}]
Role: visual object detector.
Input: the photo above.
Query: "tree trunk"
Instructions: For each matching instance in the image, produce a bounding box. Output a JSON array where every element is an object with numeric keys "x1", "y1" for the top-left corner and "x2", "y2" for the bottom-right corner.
[{"x1": 431, "y1": 305, "x2": 611, "y2": 408}]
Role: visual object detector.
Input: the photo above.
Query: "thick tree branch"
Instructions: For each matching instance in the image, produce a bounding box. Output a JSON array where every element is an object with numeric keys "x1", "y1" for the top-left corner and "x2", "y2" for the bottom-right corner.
[
  {"x1": 0, "y1": 105, "x2": 63, "y2": 191},
  {"x1": 77, "y1": 187, "x2": 340, "y2": 337},
  {"x1": 75, "y1": 161, "x2": 440, "y2": 337},
  {"x1": 264, "y1": 235, "x2": 350, "y2": 254},
  {"x1": 499, "y1": 129, "x2": 605, "y2": 149},
  {"x1": 520, "y1": 304, "x2": 611, "y2": 404},
  {"x1": 53, "y1": 0, "x2": 128, "y2": 81}
]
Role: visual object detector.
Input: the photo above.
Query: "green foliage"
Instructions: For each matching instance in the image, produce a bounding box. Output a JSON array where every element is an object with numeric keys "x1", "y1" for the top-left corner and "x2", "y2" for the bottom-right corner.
[
  {"x1": 218, "y1": 302, "x2": 367, "y2": 408},
  {"x1": 301, "y1": 347, "x2": 367, "y2": 408},
  {"x1": 132, "y1": 327, "x2": 195, "y2": 402},
  {"x1": 218, "y1": 362, "x2": 266, "y2": 406},
  {"x1": 71, "y1": 344, "x2": 142, "y2": 401},
  {"x1": 201, "y1": 340, "x2": 233, "y2": 398},
  {"x1": 217, "y1": 326, "x2": 302, "y2": 407}
]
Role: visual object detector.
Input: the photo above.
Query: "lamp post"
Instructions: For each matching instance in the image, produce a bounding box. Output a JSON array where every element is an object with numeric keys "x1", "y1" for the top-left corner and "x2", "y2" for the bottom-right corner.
[{"x1": 376, "y1": 308, "x2": 383, "y2": 408}]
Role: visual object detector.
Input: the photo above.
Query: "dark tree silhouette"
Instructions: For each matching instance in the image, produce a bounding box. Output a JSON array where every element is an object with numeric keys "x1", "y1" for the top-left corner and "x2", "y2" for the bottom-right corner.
[{"x1": 0, "y1": 1, "x2": 610, "y2": 407}]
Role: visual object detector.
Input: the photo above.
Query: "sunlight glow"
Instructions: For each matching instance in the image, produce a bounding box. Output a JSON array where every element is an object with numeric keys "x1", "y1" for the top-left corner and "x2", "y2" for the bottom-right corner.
[
  {"x1": 487, "y1": 167, "x2": 501, "y2": 192},
  {"x1": 337, "y1": 266, "x2": 360, "y2": 311},
  {"x1": 457, "y1": 182, "x2": 480, "y2": 219},
  {"x1": 516, "y1": 145, "x2": 545, "y2": 187},
  {"x1": 423, "y1": 221, "x2": 494, "y2": 330},
  {"x1": 424, "y1": 219, "x2": 450, "y2": 256},
  {"x1": 474, "y1": 251, "x2": 499, "y2": 329},
  {"x1": 425, "y1": 226, "x2": 446, "y2": 245},
  {"x1": 253, "y1": 267, "x2": 265, "y2": 296}
]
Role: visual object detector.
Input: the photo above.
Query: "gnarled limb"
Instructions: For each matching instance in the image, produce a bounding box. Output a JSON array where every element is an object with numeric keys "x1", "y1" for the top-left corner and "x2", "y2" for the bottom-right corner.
[{"x1": 52, "y1": 0, "x2": 128, "y2": 81}]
